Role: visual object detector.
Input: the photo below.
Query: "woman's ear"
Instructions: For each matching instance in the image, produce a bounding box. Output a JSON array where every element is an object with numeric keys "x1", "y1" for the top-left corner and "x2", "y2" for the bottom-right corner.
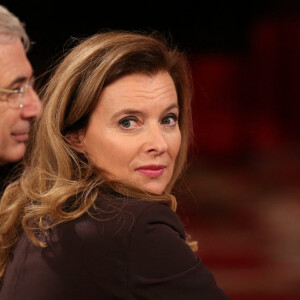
[{"x1": 65, "y1": 131, "x2": 85, "y2": 151}]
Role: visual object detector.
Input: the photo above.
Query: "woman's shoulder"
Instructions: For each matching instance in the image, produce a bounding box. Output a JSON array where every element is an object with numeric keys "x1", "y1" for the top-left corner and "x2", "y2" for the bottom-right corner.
[
  {"x1": 93, "y1": 190, "x2": 185, "y2": 231},
  {"x1": 51, "y1": 191, "x2": 183, "y2": 247}
]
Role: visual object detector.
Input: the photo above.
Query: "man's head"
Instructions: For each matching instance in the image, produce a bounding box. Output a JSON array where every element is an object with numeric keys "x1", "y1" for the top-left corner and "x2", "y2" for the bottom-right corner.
[{"x1": 0, "y1": 5, "x2": 41, "y2": 166}]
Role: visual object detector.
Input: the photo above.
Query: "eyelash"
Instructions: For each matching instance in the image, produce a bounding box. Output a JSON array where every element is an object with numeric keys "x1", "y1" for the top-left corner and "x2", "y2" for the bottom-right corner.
[
  {"x1": 161, "y1": 113, "x2": 178, "y2": 126},
  {"x1": 119, "y1": 117, "x2": 139, "y2": 129},
  {"x1": 118, "y1": 113, "x2": 178, "y2": 129}
]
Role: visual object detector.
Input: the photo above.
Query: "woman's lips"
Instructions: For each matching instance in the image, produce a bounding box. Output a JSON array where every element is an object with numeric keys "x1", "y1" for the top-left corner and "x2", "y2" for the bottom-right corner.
[{"x1": 136, "y1": 165, "x2": 166, "y2": 177}]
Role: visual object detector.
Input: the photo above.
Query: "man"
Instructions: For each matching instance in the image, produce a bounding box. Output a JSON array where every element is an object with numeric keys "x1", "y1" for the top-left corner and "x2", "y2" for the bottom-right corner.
[{"x1": 0, "y1": 5, "x2": 41, "y2": 193}]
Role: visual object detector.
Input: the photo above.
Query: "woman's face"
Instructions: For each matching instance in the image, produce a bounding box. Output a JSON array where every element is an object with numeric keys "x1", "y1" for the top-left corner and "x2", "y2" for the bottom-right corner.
[{"x1": 79, "y1": 71, "x2": 181, "y2": 194}]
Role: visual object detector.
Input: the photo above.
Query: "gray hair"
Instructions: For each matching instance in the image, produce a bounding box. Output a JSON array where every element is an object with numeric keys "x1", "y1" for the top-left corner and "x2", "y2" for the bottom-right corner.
[{"x1": 0, "y1": 5, "x2": 30, "y2": 51}]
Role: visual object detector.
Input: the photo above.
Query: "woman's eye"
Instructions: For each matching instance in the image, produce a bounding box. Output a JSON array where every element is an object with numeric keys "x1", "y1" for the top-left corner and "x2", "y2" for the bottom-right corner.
[
  {"x1": 162, "y1": 114, "x2": 178, "y2": 126},
  {"x1": 119, "y1": 118, "x2": 139, "y2": 129}
]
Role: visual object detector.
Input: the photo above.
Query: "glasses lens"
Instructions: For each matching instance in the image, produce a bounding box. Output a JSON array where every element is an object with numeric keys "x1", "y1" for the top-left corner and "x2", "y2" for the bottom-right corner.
[
  {"x1": 29, "y1": 76, "x2": 35, "y2": 89},
  {"x1": 7, "y1": 93, "x2": 21, "y2": 108},
  {"x1": 0, "y1": 77, "x2": 35, "y2": 108}
]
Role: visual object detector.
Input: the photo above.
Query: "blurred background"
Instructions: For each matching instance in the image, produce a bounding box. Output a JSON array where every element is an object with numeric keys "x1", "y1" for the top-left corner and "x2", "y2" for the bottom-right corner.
[{"x1": 2, "y1": 1, "x2": 300, "y2": 298}]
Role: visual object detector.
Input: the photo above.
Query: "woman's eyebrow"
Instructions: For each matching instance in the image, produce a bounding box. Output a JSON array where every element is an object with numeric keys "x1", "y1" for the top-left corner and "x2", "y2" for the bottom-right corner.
[
  {"x1": 111, "y1": 103, "x2": 179, "y2": 120},
  {"x1": 162, "y1": 103, "x2": 179, "y2": 113},
  {"x1": 111, "y1": 109, "x2": 143, "y2": 120}
]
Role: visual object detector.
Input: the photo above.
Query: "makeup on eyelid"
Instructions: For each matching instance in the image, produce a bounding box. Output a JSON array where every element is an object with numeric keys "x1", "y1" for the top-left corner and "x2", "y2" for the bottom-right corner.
[{"x1": 118, "y1": 113, "x2": 178, "y2": 129}]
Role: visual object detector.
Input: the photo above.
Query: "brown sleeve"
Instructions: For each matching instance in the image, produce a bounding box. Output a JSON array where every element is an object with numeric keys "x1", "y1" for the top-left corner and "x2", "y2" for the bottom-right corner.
[{"x1": 127, "y1": 202, "x2": 230, "y2": 300}]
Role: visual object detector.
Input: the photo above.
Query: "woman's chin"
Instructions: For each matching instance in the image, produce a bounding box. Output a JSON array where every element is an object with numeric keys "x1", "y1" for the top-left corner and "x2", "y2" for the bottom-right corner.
[{"x1": 142, "y1": 183, "x2": 166, "y2": 195}]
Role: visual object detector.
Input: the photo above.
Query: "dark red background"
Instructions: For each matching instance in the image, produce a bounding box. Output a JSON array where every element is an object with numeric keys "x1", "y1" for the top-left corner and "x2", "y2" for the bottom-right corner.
[{"x1": 2, "y1": 1, "x2": 300, "y2": 298}]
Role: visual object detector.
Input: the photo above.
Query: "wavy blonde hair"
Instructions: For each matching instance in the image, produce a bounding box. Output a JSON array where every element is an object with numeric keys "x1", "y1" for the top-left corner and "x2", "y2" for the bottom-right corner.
[{"x1": 0, "y1": 30, "x2": 195, "y2": 278}]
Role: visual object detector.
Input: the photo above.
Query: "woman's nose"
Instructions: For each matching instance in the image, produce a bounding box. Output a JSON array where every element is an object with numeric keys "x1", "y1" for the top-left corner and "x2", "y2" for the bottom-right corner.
[
  {"x1": 20, "y1": 88, "x2": 41, "y2": 119},
  {"x1": 144, "y1": 125, "x2": 168, "y2": 155}
]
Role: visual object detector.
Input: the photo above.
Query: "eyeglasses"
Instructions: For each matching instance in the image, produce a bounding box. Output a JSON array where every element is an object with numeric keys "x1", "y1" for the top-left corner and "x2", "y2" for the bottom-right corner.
[{"x1": 0, "y1": 77, "x2": 35, "y2": 109}]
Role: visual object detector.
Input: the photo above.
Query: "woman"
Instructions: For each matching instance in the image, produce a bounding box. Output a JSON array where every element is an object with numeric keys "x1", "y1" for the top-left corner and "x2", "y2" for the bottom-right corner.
[{"x1": 0, "y1": 31, "x2": 230, "y2": 299}]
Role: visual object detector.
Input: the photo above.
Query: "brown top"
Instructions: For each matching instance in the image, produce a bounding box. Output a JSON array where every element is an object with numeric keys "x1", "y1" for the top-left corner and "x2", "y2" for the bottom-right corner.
[{"x1": 0, "y1": 191, "x2": 230, "y2": 300}]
